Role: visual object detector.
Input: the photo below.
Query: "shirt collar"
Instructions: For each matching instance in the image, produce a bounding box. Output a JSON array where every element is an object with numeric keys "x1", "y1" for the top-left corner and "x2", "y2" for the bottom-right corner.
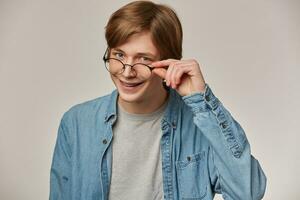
[
  {"x1": 104, "y1": 88, "x2": 180, "y2": 127},
  {"x1": 104, "y1": 89, "x2": 118, "y2": 124}
]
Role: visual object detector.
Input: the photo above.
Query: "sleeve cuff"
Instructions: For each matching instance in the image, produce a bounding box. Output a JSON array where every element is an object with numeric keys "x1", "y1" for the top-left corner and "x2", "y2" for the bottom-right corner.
[{"x1": 182, "y1": 83, "x2": 220, "y2": 113}]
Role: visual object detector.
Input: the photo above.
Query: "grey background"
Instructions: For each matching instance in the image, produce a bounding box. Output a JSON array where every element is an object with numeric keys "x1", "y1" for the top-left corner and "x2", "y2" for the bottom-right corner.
[{"x1": 0, "y1": 0, "x2": 299, "y2": 199}]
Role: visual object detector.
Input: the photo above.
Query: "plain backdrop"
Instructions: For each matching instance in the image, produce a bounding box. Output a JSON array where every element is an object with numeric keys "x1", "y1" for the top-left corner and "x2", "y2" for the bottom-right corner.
[{"x1": 0, "y1": 0, "x2": 299, "y2": 199}]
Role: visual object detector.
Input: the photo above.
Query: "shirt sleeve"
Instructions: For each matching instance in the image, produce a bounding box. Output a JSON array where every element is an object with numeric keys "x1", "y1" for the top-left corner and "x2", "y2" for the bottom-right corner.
[
  {"x1": 49, "y1": 117, "x2": 72, "y2": 200},
  {"x1": 182, "y1": 83, "x2": 267, "y2": 200}
]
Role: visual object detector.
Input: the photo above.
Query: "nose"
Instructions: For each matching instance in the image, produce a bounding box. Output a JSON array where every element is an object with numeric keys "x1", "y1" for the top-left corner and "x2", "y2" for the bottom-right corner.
[{"x1": 122, "y1": 64, "x2": 136, "y2": 78}]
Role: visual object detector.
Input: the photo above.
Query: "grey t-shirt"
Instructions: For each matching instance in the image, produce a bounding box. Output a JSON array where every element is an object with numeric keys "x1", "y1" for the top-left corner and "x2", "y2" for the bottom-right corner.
[{"x1": 108, "y1": 101, "x2": 167, "y2": 200}]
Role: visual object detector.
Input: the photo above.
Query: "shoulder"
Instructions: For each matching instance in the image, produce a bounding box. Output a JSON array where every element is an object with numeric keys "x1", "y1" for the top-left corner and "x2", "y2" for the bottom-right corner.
[{"x1": 60, "y1": 91, "x2": 116, "y2": 124}]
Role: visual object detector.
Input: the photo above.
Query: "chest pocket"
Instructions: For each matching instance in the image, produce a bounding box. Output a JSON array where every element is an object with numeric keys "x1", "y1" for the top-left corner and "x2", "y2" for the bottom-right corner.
[{"x1": 176, "y1": 151, "x2": 207, "y2": 200}]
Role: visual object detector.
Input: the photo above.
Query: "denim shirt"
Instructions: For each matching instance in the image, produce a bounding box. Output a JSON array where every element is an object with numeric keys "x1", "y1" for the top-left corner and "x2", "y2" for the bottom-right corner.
[{"x1": 50, "y1": 83, "x2": 266, "y2": 200}]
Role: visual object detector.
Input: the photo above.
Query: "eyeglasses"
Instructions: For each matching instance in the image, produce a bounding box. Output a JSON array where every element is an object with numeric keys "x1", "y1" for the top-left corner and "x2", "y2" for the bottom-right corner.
[{"x1": 102, "y1": 48, "x2": 154, "y2": 80}]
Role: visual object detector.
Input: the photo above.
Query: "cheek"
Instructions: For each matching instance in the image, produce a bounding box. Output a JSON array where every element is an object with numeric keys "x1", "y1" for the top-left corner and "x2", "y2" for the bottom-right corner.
[
  {"x1": 110, "y1": 73, "x2": 119, "y2": 81},
  {"x1": 110, "y1": 75, "x2": 119, "y2": 86},
  {"x1": 147, "y1": 75, "x2": 163, "y2": 88}
]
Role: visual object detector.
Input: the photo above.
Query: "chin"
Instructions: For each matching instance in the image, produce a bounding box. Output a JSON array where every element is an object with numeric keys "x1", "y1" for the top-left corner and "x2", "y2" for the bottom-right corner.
[{"x1": 118, "y1": 91, "x2": 144, "y2": 103}]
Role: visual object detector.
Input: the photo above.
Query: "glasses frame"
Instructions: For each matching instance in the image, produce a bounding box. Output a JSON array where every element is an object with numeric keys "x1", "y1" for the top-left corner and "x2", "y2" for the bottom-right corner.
[{"x1": 102, "y1": 47, "x2": 154, "y2": 76}]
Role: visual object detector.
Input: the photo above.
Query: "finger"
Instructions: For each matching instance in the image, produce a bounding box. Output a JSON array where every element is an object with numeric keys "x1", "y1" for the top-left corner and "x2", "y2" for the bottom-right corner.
[
  {"x1": 171, "y1": 64, "x2": 185, "y2": 88},
  {"x1": 169, "y1": 62, "x2": 188, "y2": 88},
  {"x1": 151, "y1": 59, "x2": 178, "y2": 68},
  {"x1": 174, "y1": 65, "x2": 191, "y2": 86},
  {"x1": 165, "y1": 63, "x2": 175, "y2": 87},
  {"x1": 152, "y1": 68, "x2": 167, "y2": 79},
  {"x1": 169, "y1": 64, "x2": 179, "y2": 88},
  {"x1": 170, "y1": 62, "x2": 186, "y2": 88}
]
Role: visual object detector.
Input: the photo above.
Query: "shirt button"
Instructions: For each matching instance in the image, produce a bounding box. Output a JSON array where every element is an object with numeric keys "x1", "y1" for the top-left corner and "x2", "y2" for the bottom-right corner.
[
  {"x1": 102, "y1": 139, "x2": 107, "y2": 144},
  {"x1": 187, "y1": 156, "x2": 191, "y2": 161},
  {"x1": 205, "y1": 95, "x2": 210, "y2": 101},
  {"x1": 221, "y1": 122, "x2": 227, "y2": 129},
  {"x1": 171, "y1": 122, "x2": 176, "y2": 129}
]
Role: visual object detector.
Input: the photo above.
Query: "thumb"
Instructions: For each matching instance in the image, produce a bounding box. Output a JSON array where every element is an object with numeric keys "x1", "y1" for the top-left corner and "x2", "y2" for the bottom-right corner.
[{"x1": 152, "y1": 68, "x2": 167, "y2": 79}]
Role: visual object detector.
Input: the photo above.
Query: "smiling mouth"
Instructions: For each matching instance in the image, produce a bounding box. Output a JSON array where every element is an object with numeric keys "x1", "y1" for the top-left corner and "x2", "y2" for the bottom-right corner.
[{"x1": 119, "y1": 80, "x2": 144, "y2": 87}]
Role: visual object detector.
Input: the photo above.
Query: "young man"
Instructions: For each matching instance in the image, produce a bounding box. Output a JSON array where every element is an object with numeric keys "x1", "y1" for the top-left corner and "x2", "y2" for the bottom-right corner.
[{"x1": 50, "y1": 1, "x2": 266, "y2": 200}]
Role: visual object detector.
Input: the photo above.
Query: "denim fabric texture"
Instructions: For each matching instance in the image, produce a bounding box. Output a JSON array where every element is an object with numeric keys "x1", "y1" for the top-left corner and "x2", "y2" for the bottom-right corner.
[{"x1": 50, "y1": 83, "x2": 266, "y2": 200}]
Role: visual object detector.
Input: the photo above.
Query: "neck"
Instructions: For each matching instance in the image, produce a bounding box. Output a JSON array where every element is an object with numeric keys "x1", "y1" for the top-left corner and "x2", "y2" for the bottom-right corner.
[{"x1": 118, "y1": 88, "x2": 169, "y2": 114}]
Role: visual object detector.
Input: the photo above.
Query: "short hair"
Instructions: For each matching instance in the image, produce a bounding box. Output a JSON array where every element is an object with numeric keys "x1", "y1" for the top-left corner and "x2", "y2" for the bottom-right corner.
[{"x1": 105, "y1": 0, "x2": 183, "y2": 60}]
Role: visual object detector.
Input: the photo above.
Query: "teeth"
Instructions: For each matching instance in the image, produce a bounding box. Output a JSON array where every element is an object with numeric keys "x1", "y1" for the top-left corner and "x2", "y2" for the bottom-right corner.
[{"x1": 122, "y1": 81, "x2": 141, "y2": 87}]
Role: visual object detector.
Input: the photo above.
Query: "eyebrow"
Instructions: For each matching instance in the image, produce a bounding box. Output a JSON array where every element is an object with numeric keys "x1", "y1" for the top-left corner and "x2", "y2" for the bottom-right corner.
[{"x1": 112, "y1": 48, "x2": 156, "y2": 59}]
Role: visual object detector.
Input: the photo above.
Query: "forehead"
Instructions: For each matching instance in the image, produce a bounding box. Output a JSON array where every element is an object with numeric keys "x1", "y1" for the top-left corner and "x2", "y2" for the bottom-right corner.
[{"x1": 112, "y1": 31, "x2": 159, "y2": 58}]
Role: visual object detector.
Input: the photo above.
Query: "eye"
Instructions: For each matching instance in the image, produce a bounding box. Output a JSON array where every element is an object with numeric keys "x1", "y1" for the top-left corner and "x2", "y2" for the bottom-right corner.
[
  {"x1": 140, "y1": 57, "x2": 152, "y2": 63},
  {"x1": 112, "y1": 52, "x2": 124, "y2": 59}
]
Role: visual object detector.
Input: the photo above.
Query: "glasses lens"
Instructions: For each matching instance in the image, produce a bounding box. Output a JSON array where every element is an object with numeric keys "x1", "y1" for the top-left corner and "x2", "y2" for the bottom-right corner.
[
  {"x1": 132, "y1": 63, "x2": 152, "y2": 80},
  {"x1": 105, "y1": 59, "x2": 124, "y2": 75},
  {"x1": 105, "y1": 58, "x2": 152, "y2": 80}
]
